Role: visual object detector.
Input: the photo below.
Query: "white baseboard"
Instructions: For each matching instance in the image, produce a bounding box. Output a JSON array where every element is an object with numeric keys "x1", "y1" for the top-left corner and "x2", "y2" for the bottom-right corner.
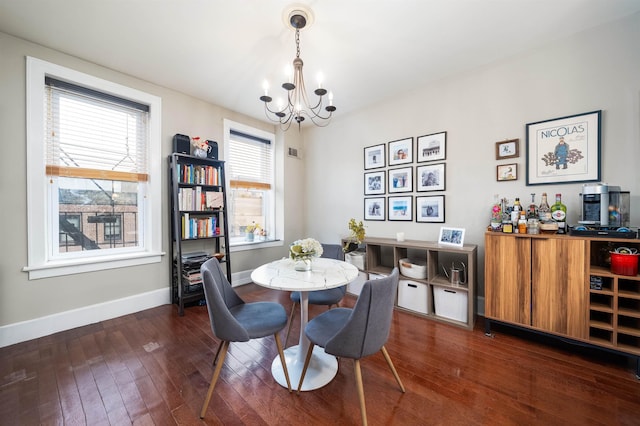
[
  {"x1": 0, "y1": 288, "x2": 170, "y2": 348},
  {"x1": 231, "y1": 269, "x2": 254, "y2": 286}
]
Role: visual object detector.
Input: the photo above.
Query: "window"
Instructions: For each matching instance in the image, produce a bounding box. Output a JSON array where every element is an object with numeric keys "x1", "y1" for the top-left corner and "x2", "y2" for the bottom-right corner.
[
  {"x1": 224, "y1": 120, "x2": 276, "y2": 246},
  {"x1": 25, "y1": 57, "x2": 163, "y2": 279}
]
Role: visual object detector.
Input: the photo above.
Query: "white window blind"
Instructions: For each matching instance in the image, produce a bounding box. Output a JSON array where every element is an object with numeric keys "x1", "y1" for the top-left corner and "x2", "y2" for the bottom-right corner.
[
  {"x1": 228, "y1": 130, "x2": 272, "y2": 190},
  {"x1": 45, "y1": 77, "x2": 149, "y2": 182}
]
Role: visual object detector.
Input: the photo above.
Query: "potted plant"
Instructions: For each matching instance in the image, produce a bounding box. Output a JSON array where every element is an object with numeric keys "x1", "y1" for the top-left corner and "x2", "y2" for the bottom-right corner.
[
  {"x1": 245, "y1": 222, "x2": 259, "y2": 241},
  {"x1": 343, "y1": 218, "x2": 365, "y2": 253}
]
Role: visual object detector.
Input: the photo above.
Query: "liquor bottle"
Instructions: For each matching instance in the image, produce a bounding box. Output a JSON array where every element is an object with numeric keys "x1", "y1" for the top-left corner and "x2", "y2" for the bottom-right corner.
[
  {"x1": 538, "y1": 192, "x2": 551, "y2": 222},
  {"x1": 551, "y1": 193, "x2": 567, "y2": 234},
  {"x1": 527, "y1": 193, "x2": 538, "y2": 219},
  {"x1": 511, "y1": 197, "x2": 522, "y2": 232},
  {"x1": 518, "y1": 211, "x2": 528, "y2": 234},
  {"x1": 501, "y1": 198, "x2": 513, "y2": 233}
]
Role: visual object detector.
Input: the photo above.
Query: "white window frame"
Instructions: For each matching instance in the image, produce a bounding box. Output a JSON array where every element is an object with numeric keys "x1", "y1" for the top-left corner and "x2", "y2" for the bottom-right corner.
[
  {"x1": 223, "y1": 119, "x2": 283, "y2": 252},
  {"x1": 24, "y1": 57, "x2": 163, "y2": 279}
]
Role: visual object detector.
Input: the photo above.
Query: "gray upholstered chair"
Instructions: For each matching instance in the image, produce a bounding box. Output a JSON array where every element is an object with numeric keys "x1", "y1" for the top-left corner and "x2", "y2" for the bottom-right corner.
[
  {"x1": 199, "y1": 258, "x2": 292, "y2": 419},
  {"x1": 297, "y1": 268, "x2": 405, "y2": 426},
  {"x1": 284, "y1": 243, "x2": 347, "y2": 346}
]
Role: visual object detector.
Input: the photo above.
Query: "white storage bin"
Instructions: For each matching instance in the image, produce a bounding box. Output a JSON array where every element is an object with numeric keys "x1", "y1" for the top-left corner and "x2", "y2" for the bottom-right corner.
[
  {"x1": 398, "y1": 258, "x2": 427, "y2": 279},
  {"x1": 433, "y1": 286, "x2": 468, "y2": 322},
  {"x1": 345, "y1": 251, "x2": 366, "y2": 270},
  {"x1": 397, "y1": 280, "x2": 428, "y2": 314},
  {"x1": 347, "y1": 271, "x2": 368, "y2": 296}
]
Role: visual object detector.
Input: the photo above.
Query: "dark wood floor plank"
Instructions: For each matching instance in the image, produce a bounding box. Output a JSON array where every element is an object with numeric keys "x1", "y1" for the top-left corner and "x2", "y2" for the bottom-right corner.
[{"x1": 1, "y1": 285, "x2": 639, "y2": 425}]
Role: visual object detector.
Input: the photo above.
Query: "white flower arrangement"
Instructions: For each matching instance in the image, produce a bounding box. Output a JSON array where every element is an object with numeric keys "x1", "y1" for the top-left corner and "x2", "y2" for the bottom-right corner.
[{"x1": 289, "y1": 238, "x2": 323, "y2": 260}]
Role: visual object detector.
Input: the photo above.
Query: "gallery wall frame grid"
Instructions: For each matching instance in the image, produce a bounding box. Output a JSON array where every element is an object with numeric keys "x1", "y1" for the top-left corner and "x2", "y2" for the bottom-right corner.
[
  {"x1": 416, "y1": 131, "x2": 446, "y2": 162},
  {"x1": 364, "y1": 170, "x2": 385, "y2": 195},
  {"x1": 388, "y1": 137, "x2": 414, "y2": 166},
  {"x1": 416, "y1": 195, "x2": 445, "y2": 223},
  {"x1": 364, "y1": 143, "x2": 386, "y2": 170},
  {"x1": 416, "y1": 163, "x2": 446, "y2": 192},
  {"x1": 388, "y1": 196, "x2": 413, "y2": 221},
  {"x1": 388, "y1": 166, "x2": 413, "y2": 193},
  {"x1": 364, "y1": 197, "x2": 385, "y2": 221}
]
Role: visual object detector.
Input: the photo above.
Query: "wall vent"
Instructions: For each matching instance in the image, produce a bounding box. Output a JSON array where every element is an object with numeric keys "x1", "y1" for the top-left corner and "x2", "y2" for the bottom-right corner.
[{"x1": 288, "y1": 147, "x2": 301, "y2": 159}]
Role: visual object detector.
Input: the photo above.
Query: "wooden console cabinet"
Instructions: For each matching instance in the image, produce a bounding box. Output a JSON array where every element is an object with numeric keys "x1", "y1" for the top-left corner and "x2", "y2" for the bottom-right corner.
[
  {"x1": 485, "y1": 232, "x2": 640, "y2": 376},
  {"x1": 348, "y1": 237, "x2": 478, "y2": 330}
]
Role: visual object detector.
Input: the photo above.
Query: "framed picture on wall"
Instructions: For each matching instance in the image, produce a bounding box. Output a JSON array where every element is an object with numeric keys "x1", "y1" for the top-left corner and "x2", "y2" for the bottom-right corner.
[
  {"x1": 364, "y1": 170, "x2": 385, "y2": 195},
  {"x1": 497, "y1": 163, "x2": 517, "y2": 181},
  {"x1": 416, "y1": 163, "x2": 445, "y2": 192},
  {"x1": 388, "y1": 167, "x2": 413, "y2": 193},
  {"x1": 495, "y1": 139, "x2": 519, "y2": 160},
  {"x1": 364, "y1": 197, "x2": 385, "y2": 221},
  {"x1": 526, "y1": 110, "x2": 601, "y2": 185},
  {"x1": 388, "y1": 137, "x2": 413, "y2": 166},
  {"x1": 416, "y1": 195, "x2": 445, "y2": 223},
  {"x1": 364, "y1": 144, "x2": 386, "y2": 170},
  {"x1": 388, "y1": 196, "x2": 413, "y2": 221},
  {"x1": 416, "y1": 131, "x2": 446, "y2": 162}
]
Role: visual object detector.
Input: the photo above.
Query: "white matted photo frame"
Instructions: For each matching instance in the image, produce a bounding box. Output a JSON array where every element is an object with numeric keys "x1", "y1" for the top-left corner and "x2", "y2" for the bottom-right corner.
[
  {"x1": 388, "y1": 137, "x2": 413, "y2": 166},
  {"x1": 364, "y1": 170, "x2": 385, "y2": 195},
  {"x1": 495, "y1": 139, "x2": 519, "y2": 160},
  {"x1": 416, "y1": 195, "x2": 445, "y2": 223},
  {"x1": 388, "y1": 166, "x2": 413, "y2": 193},
  {"x1": 438, "y1": 227, "x2": 465, "y2": 247},
  {"x1": 416, "y1": 131, "x2": 446, "y2": 162},
  {"x1": 364, "y1": 144, "x2": 385, "y2": 170},
  {"x1": 364, "y1": 197, "x2": 385, "y2": 221},
  {"x1": 416, "y1": 163, "x2": 445, "y2": 192},
  {"x1": 388, "y1": 196, "x2": 413, "y2": 221},
  {"x1": 497, "y1": 163, "x2": 517, "y2": 181},
  {"x1": 526, "y1": 110, "x2": 601, "y2": 185}
]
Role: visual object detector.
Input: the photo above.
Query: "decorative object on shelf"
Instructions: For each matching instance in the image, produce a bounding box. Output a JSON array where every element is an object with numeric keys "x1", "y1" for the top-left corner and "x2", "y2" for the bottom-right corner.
[
  {"x1": 343, "y1": 218, "x2": 365, "y2": 253},
  {"x1": 191, "y1": 136, "x2": 209, "y2": 158},
  {"x1": 259, "y1": 6, "x2": 335, "y2": 131},
  {"x1": 290, "y1": 237, "x2": 323, "y2": 271},
  {"x1": 417, "y1": 131, "x2": 446, "y2": 162},
  {"x1": 496, "y1": 163, "x2": 517, "y2": 181},
  {"x1": 495, "y1": 138, "x2": 519, "y2": 160},
  {"x1": 388, "y1": 137, "x2": 414, "y2": 166},
  {"x1": 526, "y1": 110, "x2": 601, "y2": 185},
  {"x1": 417, "y1": 163, "x2": 445, "y2": 192},
  {"x1": 245, "y1": 222, "x2": 260, "y2": 241},
  {"x1": 364, "y1": 144, "x2": 385, "y2": 170}
]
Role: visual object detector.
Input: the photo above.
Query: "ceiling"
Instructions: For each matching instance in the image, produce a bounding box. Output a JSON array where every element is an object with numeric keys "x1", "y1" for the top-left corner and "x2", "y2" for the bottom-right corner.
[{"x1": 2, "y1": 1, "x2": 640, "y2": 126}]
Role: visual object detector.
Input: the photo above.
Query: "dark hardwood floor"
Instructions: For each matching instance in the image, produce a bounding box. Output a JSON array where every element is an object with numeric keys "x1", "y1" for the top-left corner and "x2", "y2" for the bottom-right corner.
[{"x1": 1, "y1": 284, "x2": 639, "y2": 425}]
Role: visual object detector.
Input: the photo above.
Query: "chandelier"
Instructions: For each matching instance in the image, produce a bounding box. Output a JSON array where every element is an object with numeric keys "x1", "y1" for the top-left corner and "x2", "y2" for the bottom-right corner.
[{"x1": 259, "y1": 9, "x2": 336, "y2": 131}]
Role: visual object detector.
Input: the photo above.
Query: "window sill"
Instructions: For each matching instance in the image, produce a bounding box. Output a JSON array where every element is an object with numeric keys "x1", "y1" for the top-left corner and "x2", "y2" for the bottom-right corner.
[
  {"x1": 23, "y1": 251, "x2": 165, "y2": 280},
  {"x1": 229, "y1": 239, "x2": 283, "y2": 252}
]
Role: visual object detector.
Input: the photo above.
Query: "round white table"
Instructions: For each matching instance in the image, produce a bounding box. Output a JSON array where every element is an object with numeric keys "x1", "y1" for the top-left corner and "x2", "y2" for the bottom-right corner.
[{"x1": 250, "y1": 257, "x2": 358, "y2": 391}]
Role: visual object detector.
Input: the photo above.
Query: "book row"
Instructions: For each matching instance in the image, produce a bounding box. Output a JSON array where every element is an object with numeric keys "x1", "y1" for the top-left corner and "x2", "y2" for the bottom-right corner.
[
  {"x1": 182, "y1": 213, "x2": 218, "y2": 239},
  {"x1": 177, "y1": 163, "x2": 220, "y2": 186},
  {"x1": 178, "y1": 187, "x2": 224, "y2": 211}
]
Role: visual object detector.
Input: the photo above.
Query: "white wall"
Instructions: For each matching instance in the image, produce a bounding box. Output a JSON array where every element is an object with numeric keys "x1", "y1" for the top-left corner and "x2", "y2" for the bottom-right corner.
[{"x1": 303, "y1": 13, "x2": 640, "y2": 299}]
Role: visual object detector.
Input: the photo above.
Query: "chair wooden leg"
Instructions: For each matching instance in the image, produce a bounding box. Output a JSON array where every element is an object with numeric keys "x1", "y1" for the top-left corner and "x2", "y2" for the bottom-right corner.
[
  {"x1": 353, "y1": 359, "x2": 368, "y2": 426},
  {"x1": 284, "y1": 301, "x2": 298, "y2": 347},
  {"x1": 380, "y1": 346, "x2": 405, "y2": 393},
  {"x1": 200, "y1": 340, "x2": 229, "y2": 419},
  {"x1": 212, "y1": 341, "x2": 222, "y2": 366},
  {"x1": 273, "y1": 332, "x2": 292, "y2": 392},
  {"x1": 296, "y1": 342, "x2": 315, "y2": 394}
]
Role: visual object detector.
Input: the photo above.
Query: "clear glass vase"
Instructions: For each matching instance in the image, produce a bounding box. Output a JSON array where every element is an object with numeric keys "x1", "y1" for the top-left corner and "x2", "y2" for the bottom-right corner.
[{"x1": 294, "y1": 258, "x2": 312, "y2": 271}]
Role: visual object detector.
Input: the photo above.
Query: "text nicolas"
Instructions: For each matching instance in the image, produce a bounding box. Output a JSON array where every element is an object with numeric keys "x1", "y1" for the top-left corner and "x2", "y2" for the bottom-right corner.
[{"x1": 539, "y1": 123, "x2": 585, "y2": 139}]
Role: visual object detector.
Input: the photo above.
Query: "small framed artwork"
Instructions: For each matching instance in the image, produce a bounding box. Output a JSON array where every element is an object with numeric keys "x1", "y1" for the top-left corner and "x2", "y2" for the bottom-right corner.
[
  {"x1": 438, "y1": 227, "x2": 465, "y2": 247},
  {"x1": 416, "y1": 195, "x2": 445, "y2": 223},
  {"x1": 388, "y1": 137, "x2": 413, "y2": 166},
  {"x1": 388, "y1": 167, "x2": 413, "y2": 193},
  {"x1": 364, "y1": 171, "x2": 385, "y2": 195},
  {"x1": 388, "y1": 196, "x2": 413, "y2": 221},
  {"x1": 497, "y1": 163, "x2": 517, "y2": 181},
  {"x1": 364, "y1": 197, "x2": 385, "y2": 221},
  {"x1": 495, "y1": 139, "x2": 519, "y2": 160},
  {"x1": 364, "y1": 144, "x2": 385, "y2": 170},
  {"x1": 416, "y1": 163, "x2": 445, "y2": 192},
  {"x1": 416, "y1": 131, "x2": 446, "y2": 162},
  {"x1": 526, "y1": 110, "x2": 601, "y2": 185}
]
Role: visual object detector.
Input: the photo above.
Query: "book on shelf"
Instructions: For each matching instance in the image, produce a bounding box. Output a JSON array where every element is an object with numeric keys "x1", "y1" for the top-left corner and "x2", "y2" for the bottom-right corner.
[{"x1": 177, "y1": 163, "x2": 220, "y2": 186}]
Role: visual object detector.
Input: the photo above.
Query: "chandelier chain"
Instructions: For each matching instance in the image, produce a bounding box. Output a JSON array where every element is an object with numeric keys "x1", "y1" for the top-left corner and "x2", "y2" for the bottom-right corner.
[{"x1": 295, "y1": 29, "x2": 301, "y2": 59}]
